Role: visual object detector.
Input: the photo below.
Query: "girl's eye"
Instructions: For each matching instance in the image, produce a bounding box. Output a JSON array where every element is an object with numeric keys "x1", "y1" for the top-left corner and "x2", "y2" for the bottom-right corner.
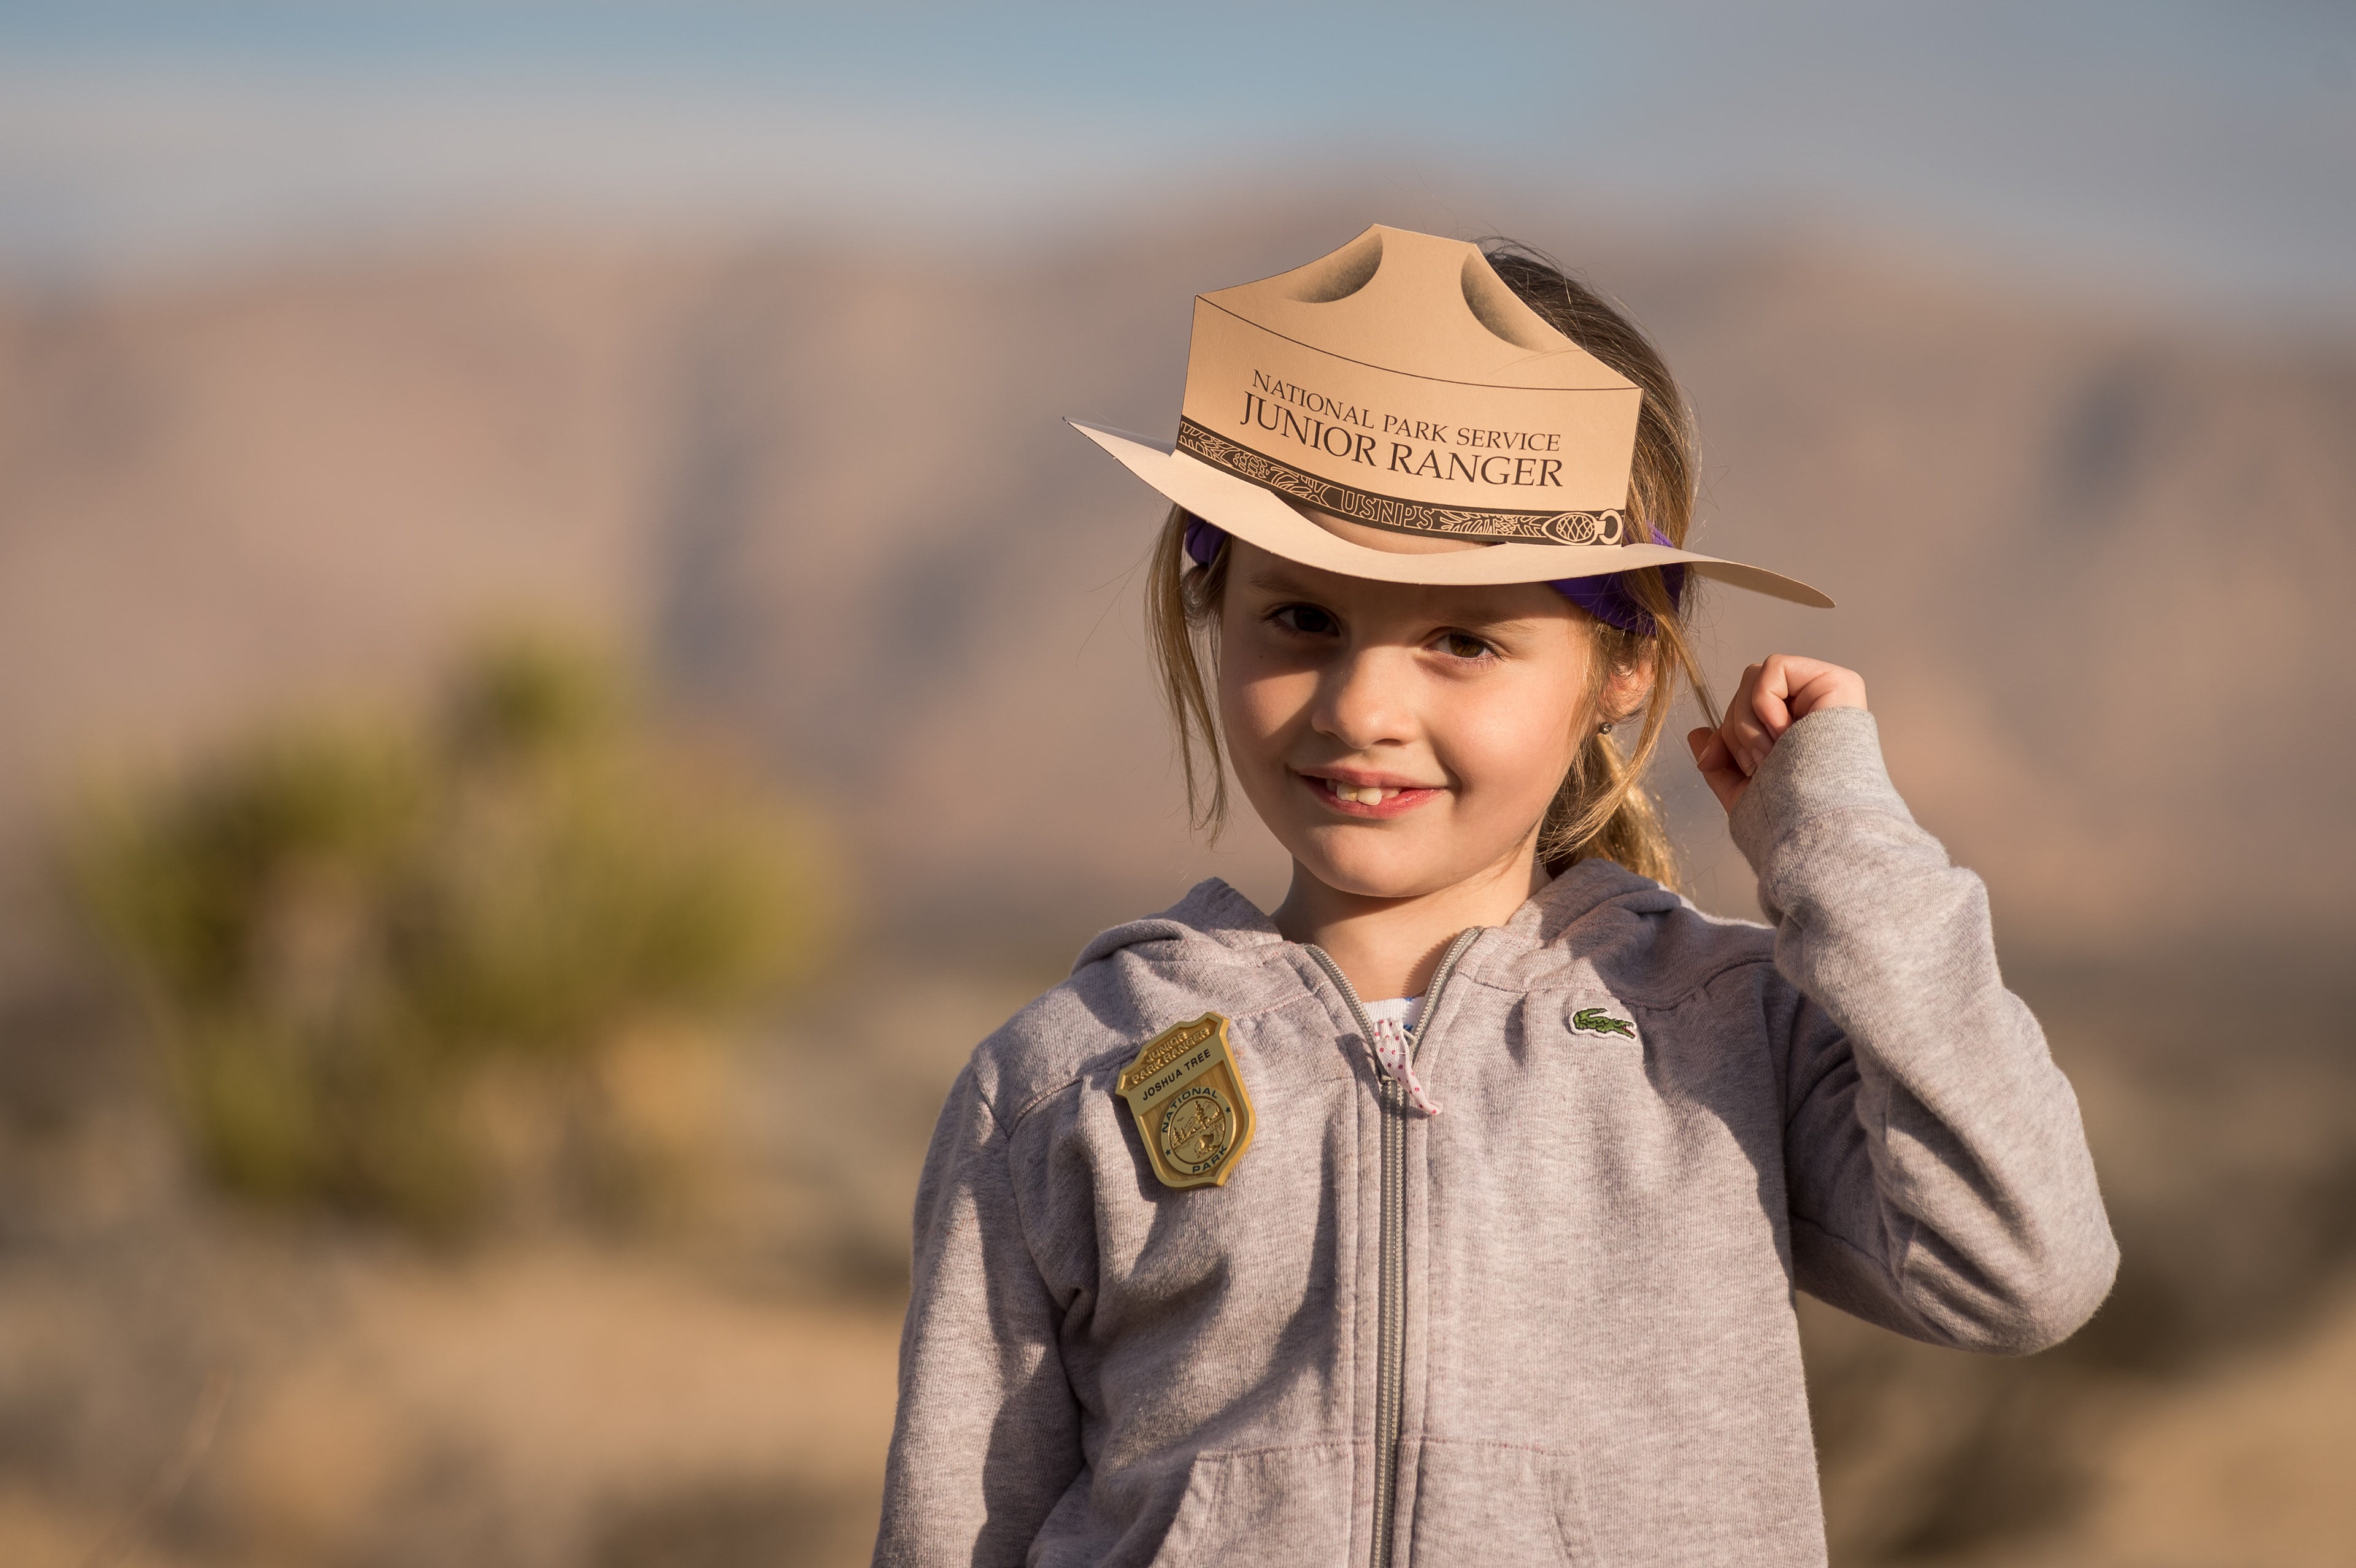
[
  {"x1": 1269, "y1": 604, "x2": 1341, "y2": 637},
  {"x1": 1433, "y1": 632, "x2": 1495, "y2": 661}
]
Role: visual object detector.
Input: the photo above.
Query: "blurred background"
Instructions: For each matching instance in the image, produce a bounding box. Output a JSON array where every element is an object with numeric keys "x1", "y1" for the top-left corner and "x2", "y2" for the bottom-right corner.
[{"x1": 1, "y1": 3, "x2": 2351, "y2": 1565}]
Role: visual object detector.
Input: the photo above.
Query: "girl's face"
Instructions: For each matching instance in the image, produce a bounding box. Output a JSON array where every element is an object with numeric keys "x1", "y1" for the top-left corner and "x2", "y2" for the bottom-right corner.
[{"x1": 1217, "y1": 539, "x2": 1607, "y2": 904}]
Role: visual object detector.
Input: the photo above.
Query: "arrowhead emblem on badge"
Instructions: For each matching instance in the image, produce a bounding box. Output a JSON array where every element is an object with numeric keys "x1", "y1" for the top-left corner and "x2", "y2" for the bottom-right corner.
[{"x1": 1117, "y1": 1013, "x2": 1255, "y2": 1189}]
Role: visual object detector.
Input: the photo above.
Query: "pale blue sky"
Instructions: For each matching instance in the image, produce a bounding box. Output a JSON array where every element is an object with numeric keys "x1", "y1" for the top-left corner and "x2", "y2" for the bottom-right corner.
[{"x1": 2, "y1": 2, "x2": 2350, "y2": 319}]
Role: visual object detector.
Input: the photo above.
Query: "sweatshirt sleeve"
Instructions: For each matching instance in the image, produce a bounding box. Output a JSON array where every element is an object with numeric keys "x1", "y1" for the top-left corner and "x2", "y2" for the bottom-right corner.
[
  {"x1": 872, "y1": 1062, "x2": 1084, "y2": 1566},
  {"x1": 1727, "y1": 707, "x2": 2118, "y2": 1353}
]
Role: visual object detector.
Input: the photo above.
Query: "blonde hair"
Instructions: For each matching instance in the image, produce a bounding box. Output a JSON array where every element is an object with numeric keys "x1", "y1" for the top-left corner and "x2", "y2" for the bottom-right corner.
[{"x1": 1146, "y1": 240, "x2": 1719, "y2": 891}]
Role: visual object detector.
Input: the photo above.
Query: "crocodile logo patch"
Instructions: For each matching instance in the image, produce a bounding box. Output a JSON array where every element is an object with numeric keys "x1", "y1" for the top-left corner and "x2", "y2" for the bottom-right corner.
[{"x1": 1572, "y1": 1007, "x2": 1636, "y2": 1039}]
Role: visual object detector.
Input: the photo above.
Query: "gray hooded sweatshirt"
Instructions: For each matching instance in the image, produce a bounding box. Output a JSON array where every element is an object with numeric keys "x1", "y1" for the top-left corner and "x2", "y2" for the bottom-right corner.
[{"x1": 874, "y1": 709, "x2": 2117, "y2": 1567}]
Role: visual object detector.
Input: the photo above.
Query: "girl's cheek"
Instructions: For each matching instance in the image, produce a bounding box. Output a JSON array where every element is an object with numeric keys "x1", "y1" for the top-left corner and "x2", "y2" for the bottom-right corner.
[
  {"x1": 1221, "y1": 669, "x2": 1305, "y2": 765},
  {"x1": 1439, "y1": 691, "x2": 1580, "y2": 810}
]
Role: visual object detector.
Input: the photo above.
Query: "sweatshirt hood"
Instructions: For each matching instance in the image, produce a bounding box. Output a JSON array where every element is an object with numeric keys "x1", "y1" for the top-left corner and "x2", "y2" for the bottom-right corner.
[
  {"x1": 1070, "y1": 877, "x2": 1287, "y2": 975},
  {"x1": 1074, "y1": 861, "x2": 1694, "y2": 979},
  {"x1": 1505, "y1": 856, "x2": 1691, "y2": 947}
]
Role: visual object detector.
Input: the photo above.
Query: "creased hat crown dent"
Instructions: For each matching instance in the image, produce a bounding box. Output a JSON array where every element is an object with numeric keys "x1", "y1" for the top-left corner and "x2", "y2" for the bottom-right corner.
[
  {"x1": 1065, "y1": 224, "x2": 1831, "y2": 605},
  {"x1": 1179, "y1": 225, "x2": 1644, "y2": 546}
]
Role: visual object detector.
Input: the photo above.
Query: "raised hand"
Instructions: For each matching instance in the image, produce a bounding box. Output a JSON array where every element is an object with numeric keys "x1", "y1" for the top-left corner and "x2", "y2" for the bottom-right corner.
[{"x1": 1685, "y1": 654, "x2": 1868, "y2": 813}]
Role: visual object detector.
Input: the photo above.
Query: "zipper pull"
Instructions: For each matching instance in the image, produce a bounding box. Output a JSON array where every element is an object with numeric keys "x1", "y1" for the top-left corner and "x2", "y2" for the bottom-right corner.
[{"x1": 1367, "y1": 1017, "x2": 1444, "y2": 1116}]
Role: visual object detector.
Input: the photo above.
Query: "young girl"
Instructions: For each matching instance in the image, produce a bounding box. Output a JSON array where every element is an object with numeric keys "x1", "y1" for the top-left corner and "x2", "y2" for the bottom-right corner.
[{"x1": 874, "y1": 226, "x2": 2115, "y2": 1567}]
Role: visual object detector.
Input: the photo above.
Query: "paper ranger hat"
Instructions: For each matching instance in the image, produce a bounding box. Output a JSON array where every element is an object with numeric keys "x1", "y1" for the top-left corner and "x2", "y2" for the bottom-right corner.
[{"x1": 1068, "y1": 224, "x2": 1830, "y2": 607}]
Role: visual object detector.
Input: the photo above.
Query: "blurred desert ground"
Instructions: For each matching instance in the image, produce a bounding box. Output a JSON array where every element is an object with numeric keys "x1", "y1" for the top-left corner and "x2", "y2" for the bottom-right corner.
[{"x1": 1, "y1": 199, "x2": 2352, "y2": 1568}]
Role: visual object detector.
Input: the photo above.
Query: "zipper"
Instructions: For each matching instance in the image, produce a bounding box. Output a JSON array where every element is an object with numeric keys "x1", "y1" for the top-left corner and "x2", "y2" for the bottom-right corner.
[{"x1": 1306, "y1": 928, "x2": 1482, "y2": 1568}]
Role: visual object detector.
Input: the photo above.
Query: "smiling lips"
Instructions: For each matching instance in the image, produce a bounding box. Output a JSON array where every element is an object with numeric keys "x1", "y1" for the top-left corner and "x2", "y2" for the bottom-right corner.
[{"x1": 1303, "y1": 772, "x2": 1444, "y2": 818}]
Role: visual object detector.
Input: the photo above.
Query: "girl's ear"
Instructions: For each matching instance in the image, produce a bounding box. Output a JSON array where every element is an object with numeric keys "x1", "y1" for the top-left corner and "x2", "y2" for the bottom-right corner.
[{"x1": 1601, "y1": 647, "x2": 1657, "y2": 724}]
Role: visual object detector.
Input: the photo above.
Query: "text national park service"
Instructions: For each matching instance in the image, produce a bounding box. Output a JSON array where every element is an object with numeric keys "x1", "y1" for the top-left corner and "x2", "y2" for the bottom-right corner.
[{"x1": 1241, "y1": 370, "x2": 1568, "y2": 491}]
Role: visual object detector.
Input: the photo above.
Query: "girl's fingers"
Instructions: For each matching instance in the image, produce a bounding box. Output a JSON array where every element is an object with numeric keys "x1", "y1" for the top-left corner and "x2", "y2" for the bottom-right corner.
[
  {"x1": 1750, "y1": 656, "x2": 1798, "y2": 739},
  {"x1": 1691, "y1": 655, "x2": 1869, "y2": 815},
  {"x1": 1720, "y1": 663, "x2": 1774, "y2": 778},
  {"x1": 1707, "y1": 655, "x2": 1868, "y2": 794},
  {"x1": 1687, "y1": 726, "x2": 1747, "y2": 813},
  {"x1": 1758, "y1": 655, "x2": 1869, "y2": 723}
]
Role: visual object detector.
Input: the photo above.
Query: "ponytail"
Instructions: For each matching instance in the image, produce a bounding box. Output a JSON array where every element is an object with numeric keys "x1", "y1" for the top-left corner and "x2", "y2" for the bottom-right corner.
[{"x1": 1492, "y1": 239, "x2": 1714, "y2": 888}]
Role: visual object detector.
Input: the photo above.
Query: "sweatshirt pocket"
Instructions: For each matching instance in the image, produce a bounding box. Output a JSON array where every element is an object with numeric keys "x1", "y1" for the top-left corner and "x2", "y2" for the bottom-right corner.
[
  {"x1": 1153, "y1": 1442, "x2": 1357, "y2": 1567},
  {"x1": 1404, "y1": 1438, "x2": 1597, "y2": 1567}
]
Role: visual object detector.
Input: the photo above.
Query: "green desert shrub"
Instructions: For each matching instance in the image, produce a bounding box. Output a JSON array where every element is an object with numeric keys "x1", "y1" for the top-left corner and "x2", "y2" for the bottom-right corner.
[{"x1": 74, "y1": 636, "x2": 831, "y2": 1233}]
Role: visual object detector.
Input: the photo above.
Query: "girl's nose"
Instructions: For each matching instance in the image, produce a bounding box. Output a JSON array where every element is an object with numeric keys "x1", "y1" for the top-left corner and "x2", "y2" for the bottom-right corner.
[{"x1": 1312, "y1": 645, "x2": 1417, "y2": 751}]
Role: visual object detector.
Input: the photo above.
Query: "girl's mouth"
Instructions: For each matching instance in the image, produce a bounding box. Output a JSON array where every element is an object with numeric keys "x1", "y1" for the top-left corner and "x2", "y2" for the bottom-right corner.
[{"x1": 1300, "y1": 772, "x2": 1444, "y2": 819}]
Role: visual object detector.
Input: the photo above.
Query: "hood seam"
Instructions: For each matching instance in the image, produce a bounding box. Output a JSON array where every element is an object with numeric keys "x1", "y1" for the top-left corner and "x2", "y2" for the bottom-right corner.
[
  {"x1": 992, "y1": 989, "x2": 1334, "y2": 1135},
  {"x1": 1451, "y1": 949, "x2": 1782, "y2": 1013}
]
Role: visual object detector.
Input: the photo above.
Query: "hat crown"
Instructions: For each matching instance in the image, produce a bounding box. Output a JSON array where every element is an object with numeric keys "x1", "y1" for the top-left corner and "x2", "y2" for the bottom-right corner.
[
  {"x1": 1175, "y1": 224, "x2": 1646, "y2": 544},
  {"x1": 1201, "y1": 225, "x2": 1636, "y2": 392}
]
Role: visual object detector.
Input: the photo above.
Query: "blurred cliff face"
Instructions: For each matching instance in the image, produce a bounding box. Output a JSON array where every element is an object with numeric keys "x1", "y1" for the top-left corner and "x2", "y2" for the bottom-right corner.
[{"x1": 1, "y1": 212, "x2": 2349, "y2": 964}]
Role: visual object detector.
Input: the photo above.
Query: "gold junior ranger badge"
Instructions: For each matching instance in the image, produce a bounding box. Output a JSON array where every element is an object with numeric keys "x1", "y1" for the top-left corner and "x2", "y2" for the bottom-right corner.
[{"x1": 1117, "y1": 1013, "x2": 1256, "y2": 1189}]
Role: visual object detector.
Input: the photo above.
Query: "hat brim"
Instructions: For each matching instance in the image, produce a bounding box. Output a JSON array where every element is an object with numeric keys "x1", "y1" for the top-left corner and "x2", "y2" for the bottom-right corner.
[{"x1": 1069, "y1": 418, "x2": 1832, "y2": 607}]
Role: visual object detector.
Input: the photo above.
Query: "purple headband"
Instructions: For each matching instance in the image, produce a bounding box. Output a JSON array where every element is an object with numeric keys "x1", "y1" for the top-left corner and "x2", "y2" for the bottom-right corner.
[
  {"x1": 1181, "y1": 516, "x2": 1686, "y2": 636},
  {"x1": 1552, "y1": 528, "x2": 1687, "y2": 636}
]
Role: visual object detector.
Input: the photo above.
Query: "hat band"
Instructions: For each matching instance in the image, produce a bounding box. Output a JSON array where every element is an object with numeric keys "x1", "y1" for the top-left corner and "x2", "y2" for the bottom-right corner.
[{"x1": 1177, "y1": 418, "x2": 1630, "y2": 547}]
